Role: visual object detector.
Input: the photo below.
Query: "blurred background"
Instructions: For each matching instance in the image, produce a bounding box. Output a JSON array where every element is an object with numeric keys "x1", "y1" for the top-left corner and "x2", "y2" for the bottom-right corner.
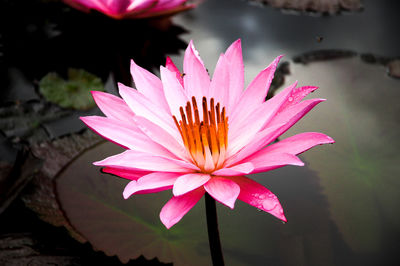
[{"x1": 1, "y1": 0, "x2": 399, "y2": 265}]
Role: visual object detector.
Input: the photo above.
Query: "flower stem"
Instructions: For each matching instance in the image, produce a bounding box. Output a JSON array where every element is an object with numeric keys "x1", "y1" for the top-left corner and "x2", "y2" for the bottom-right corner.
[{"x1": 205, "y1": 193, "x2": 225, "y2": 266}]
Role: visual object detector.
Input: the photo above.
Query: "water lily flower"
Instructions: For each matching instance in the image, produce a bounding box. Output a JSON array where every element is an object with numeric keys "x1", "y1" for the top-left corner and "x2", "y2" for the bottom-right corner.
[
  {"x1": 80, "y1": 39, "x2": 334, "y2": 229},
  {"x1": 62, "y1": 0, "x2": 196, "y2": 19}
]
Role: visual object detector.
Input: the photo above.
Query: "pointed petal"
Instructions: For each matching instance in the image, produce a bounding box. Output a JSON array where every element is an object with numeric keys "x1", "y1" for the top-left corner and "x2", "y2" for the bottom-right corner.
[
  {"x1": 133, "y1": 115, "x2": 186, "y2": 159},
  {"x1": 91, "y1": 91, "x2": 135, "y2": 123},
  {"x1": 262, "y1": 98, "x2": 326, "y2": 136},
  {"x1": 212, "y1": 162, "x2": 254, "y2": 176},
  {"x1": 225, "y1": 39, "x2": 244, "y2": 113},
  {"x1": 230, "y1": 55, "x2": 283, "y2": 122},
  {"x1": 94, "y1": 150, "x2": 199, "y2": 173},
  {"x1": 123, "y1": 172, "x2": 180, "y2": 199},
  {"x1": 160, "y1": 187, "x2": 205, "y2": 229},
  {"x1": 204, "y1": 177, "x2": 240, "y2": 209},
  {"x1": 125, "y1": 0, "x2": 157, "y2": 12},
  {"x1": 118, "y1": 83, "x2": 180, "y2": 141},
  {"x1": 80, "y1": 116, "x2": 174, "y2": 158},
  {"x1": 160, "y1": 66, "x2": 190, "y2": 118},
  {"x1": 229, "y1": 82, "x2": 297, "y2": 155},
  {"x1": 229, "y1": 176, "x2": 287, "y2": 222},
  {"x1": 166, "y1": 56, "x2": 184, "y2": 86},
  {"x1": 183, "y1": 40, "x2": 210, "y2": 102},
  {"x1": 224, "y1": 122, "x2": 286, "y2": 167},
  {"x1": 263, "y1": 132, "x2": 334, "y2": 155},
  {"x1": 278, "y1": 86, "x2": 318, "y2": 112},
  {"x1": 247, "y1": 153, "x2": 304, "y2": 174},
  {"x1": 130, "y1": 59, "x2": 170, "y2": 112},
  {"x1": 209, "y1": 53, "x2": 230, "y2": 111},
  {"x1": 173, "y1": 173, "x2": 211, "y2": 196},
  {"x1": 101, "y1": 167, "x2": 150, "y2": 181}
]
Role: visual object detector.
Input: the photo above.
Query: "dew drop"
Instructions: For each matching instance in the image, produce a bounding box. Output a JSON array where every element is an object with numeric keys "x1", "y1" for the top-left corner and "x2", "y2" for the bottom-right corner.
[
  {"x1": 259, "y1": 194, "x2": 266, "y2": 200},
  {"x1": 288, "y1": 96, "x2": 293, "y2": 102}
]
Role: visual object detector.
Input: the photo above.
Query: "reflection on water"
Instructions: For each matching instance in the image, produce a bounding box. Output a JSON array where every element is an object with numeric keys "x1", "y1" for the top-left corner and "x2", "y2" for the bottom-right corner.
[
  {"x1": 1, "y1": 0, "x2": 400, "y2": 265},
  {"x1": 284, "y1": 57, "x2": 400, "y2": 265}
]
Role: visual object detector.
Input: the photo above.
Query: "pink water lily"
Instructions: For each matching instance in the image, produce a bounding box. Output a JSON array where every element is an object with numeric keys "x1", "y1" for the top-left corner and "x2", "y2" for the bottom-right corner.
[
  {"x1": 62, "y1": 0, "x2": 195, "y2": 19},
  {"x1": 81, "y1": 39, "x2": 334, "y2": 229}
]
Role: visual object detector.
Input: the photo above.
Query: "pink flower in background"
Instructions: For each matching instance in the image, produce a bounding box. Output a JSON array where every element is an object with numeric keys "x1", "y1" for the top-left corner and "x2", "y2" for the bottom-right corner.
[
  {"x1": 62, "y1": 0, "x2": 195, "y2": 19},
  {"x1": 81, "y1": 39, "x2": 334, "y2": 229}
]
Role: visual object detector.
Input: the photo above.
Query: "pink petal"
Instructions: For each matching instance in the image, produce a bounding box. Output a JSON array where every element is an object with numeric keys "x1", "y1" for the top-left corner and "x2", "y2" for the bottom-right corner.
[
  {"x1": 224, "y1": 122, "x2": 286, "y2": 167},
  {"x1": 132, "y1": 115, "x2": 187, "y2": 159},
  {"x1": 130, "y1": 59, "x2": 170, "y2": 112},
  {"x1": 230, "y1": 55, "x2": 283, "y2": 123},
  {"x1": 278, "y1": 86, "x2": 318, "y2": 112},
  {"x1": 91, "y1": 91, "x2": 135, "y2": 123},
  {"x1": 134, "y1": 2, "x2": 194, "y2": 19},
  {"x1": 209, "y1": 53, "x2": 230, "y2": 111},
  {"x1": 183, "y1": 41, "x2": 211, "y2": 104},
  {"x1": 263, "y1": 132, "x2": 335, "y2": 155},
  {"x1": 225, "y1": 39, "x2": 244, "y2": 113},
  {"x1": 160, "y1": 187, "x2": 205, "y2": 229},
  {"x1": 106, "y1": 0, "x2": 131, "y2": 15},
  {"x1": 247, "y1": 153, "x2": 304, "y2": 174},
  {"x1": 173, "y1": 173, "x2": 211, "y2": 196},
  {"x1": 125, "y1": 0, "x2": 156, "y2": 12},
  {"x1": 160, "y1": 66, "x2": 190, "y2": 118},
  {"x1": 212, "y1": 162, "x2": 254, "y2": 176},
  {"x1": 262, "y1": 98, "x2": 326, "y2": 137},
  {"x1": 123, "y1": 172, "x2": 180, "y2": 199},
  {"x1": 142, "y1": 0, "x2": 186, "y2": 12},
  {"x1": 118, "y1": 83, "x2": 180, "y2": 141},
  {"x1": 165, "y1": 56, "x2": 184, "y2": 86},
  {"x1": 229, "y1": 82, "x2": 297, "y2": 155},
  {"x1": 229, "y1": 176, "x2": 287, "y2": 222},
  {"x1": 102, "y1": 167, "x2": 150, "y2": 181},
  {"x1": 204, "y1": 177, "x2": 240, "y2": 209},
  {"x1": 94, "y1": 150, "x2": 199, "y2": 173},
  {"x1": 80, "y1": 116, "x2": 174, "y2": 158}
]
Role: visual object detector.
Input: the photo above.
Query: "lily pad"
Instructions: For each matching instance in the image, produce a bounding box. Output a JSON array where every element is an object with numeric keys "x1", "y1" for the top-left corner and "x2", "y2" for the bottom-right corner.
[
  {"x1": 283, "y1": 56, "x2": 400, "y2": 257},
  {"x1": 39, "y1": 68, "x2": 104, "y2": 110},
  {"x1": 54, "y1": 142, "x2": 350, "y2": 265}
]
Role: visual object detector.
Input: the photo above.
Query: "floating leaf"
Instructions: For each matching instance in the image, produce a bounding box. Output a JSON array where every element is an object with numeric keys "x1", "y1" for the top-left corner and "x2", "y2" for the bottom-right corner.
[
  {"x1": 39, "y1": 68, "x2": 104, "y2": 110},
  {"x1": 284, "y1": 56, "x2": 400, "y2": 255},
  {"x1": 54, "y1": 140, "x2": 350, "y2": 265}
]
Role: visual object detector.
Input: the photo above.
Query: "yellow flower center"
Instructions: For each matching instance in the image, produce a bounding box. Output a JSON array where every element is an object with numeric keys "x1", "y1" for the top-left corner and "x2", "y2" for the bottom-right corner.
[{"x1": 173, "y1": 96, "x2": 229, "y2": 173}]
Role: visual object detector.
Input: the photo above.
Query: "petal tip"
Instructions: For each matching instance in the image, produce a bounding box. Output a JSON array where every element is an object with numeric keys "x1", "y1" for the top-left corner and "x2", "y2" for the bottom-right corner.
[
  {"x1": 160, "y1": 214, "x2": 176, "y2": 229},
  {"x1": 327, "y1": 136, "x2": 335, "y2": 144}
]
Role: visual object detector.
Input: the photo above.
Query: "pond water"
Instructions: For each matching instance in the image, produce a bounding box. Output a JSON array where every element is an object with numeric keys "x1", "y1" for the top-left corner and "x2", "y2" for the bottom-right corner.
[{"x1": 1, "y1": 0, "x2": 400, "y2": 265}]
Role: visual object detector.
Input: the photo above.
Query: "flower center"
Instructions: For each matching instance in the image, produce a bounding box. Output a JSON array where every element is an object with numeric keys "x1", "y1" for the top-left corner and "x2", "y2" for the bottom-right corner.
[{"x1": 173, "y1": 96, "x2": 229, "y2": 173}]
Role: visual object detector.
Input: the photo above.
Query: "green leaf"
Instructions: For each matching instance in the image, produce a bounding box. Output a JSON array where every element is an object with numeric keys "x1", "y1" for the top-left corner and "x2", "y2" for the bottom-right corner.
[{"x1": 39, "y1": 69, "x2": 104, "y2": 110}]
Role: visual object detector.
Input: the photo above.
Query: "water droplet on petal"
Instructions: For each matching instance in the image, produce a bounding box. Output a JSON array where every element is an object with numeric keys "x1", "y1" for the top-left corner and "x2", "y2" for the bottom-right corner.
[
  {"x1": 288, "y1": 96, "x2": 293, "y2": 102},
  {"x1": 259, "y1": 194, "x2": 266, "y2": 200}
]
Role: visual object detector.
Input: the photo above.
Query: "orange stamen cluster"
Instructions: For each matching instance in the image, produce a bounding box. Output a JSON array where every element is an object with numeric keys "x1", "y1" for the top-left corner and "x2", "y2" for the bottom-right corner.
[{"x1": 173, "y1": 97, "x2": 229, "y2": 173}]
